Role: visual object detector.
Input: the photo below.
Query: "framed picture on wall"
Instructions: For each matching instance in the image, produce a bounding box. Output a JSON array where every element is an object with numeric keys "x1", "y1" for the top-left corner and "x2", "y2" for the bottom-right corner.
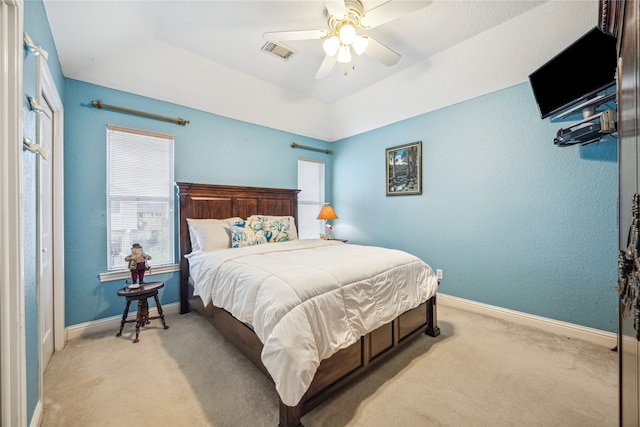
[{"x1": 386, "y1": 141, "x2": 422, "y2": 196}]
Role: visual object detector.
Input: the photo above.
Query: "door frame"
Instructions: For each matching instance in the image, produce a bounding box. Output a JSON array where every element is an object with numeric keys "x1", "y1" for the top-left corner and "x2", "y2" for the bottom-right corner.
[
  {"x1": 37, "y1": 54, "x2": 65, "y2": 353},
  {"x1": 36, "y1": 54, "x2": 65, "y2": 406},
  {"x1": 0, "y1": 0, "x2": 26, "y2": 426}
]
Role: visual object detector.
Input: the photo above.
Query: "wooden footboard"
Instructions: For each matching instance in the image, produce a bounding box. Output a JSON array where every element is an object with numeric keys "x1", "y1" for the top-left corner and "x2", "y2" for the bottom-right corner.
[{"x1": 190, "y1": 291, "x2": 439, "y2": 427}]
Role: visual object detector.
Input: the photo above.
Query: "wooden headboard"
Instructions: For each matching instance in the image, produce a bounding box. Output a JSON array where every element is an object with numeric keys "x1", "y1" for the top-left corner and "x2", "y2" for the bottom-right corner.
[{"x1": 175, "y1": 182, "x2": 300, "y2": 313}]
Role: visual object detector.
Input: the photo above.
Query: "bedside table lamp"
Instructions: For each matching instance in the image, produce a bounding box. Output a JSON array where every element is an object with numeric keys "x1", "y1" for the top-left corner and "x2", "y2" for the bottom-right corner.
[{"x1": 317, "y1": 203, "x2": 338, "y2": 239}]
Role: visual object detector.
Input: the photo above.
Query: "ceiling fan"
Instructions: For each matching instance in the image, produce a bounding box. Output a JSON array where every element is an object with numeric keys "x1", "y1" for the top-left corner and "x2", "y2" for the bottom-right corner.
[{"x1": 263, "y1": 0, "x2": 432, "y2": 79}]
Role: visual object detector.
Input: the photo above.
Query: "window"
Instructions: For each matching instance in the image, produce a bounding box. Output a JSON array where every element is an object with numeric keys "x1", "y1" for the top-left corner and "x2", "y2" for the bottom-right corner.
[
  {"x1": 106, "y1": 125, "x2": 174, "y2": 271},
  {"x1": 297, "y1": 158, "x2": 325, "y2": 239}
]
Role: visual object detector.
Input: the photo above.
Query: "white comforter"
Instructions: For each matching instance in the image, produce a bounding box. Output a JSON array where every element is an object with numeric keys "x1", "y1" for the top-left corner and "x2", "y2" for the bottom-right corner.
[{"x1": 185, "y1": 239, "x2": 438, "y2": 406}]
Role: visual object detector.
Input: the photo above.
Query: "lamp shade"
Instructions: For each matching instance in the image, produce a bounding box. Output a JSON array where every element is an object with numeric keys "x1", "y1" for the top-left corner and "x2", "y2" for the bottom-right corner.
[
  {"x1": 338, "y1": 24, "x2": 356, "y2": 45},
  {"x1": 336, "y1": 45, "x2": 352, "y2": 63},
  {"x1": 323, "y1": 36, "x2": 340, "y2": 56},
  {"x1": 353, "y1": 35, "x2": 369, "y2": 55},
  {"x1": 317, "y1": 204, "x2": 338, "y2": 220}
]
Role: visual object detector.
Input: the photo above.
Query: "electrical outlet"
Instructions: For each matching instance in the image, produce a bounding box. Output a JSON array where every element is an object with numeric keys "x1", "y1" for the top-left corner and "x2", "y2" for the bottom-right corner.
[{"x1": 436, "y1": 269, "x2": 443, "y2": 279}]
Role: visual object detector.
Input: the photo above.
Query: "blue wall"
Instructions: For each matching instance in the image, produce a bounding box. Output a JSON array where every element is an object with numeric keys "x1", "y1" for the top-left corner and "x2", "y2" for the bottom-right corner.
[
  {"x1": 63, "y1": 79, "x2": 332, "y2": 326},
  {"x1": 64, "y1": 78, "x2": 618, "y2": 332},
  {"x1": 23, "y1": 0, "x2": 66, "y2": 424},
  {"x1": 332, "y1": 83, "x2": 618, "y2": 332}
]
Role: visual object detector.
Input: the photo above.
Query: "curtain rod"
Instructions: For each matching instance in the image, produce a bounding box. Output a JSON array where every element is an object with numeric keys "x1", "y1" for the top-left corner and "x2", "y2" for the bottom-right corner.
[
  {"x1": 90, "y1": 100, "x2": 190, "y2": 126},
  {"x1": 291, "y1": 142, "x2": 332, "y2": 155}
]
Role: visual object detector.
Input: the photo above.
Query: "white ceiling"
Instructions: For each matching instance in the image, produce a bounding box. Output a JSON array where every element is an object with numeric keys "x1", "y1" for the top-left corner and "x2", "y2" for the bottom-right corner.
[{"x1": 42, "y1": 0, "x2": 599, "y2": 141}]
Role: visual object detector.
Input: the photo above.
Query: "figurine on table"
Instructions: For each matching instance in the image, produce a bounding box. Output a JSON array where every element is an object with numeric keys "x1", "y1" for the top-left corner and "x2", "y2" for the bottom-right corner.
[{"x1": 124, "y1": 243, "x2": 151, "y2": 285}]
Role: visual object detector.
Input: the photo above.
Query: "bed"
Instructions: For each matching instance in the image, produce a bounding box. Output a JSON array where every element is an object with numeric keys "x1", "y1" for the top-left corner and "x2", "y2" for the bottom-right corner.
[{"x1": 177, "y1": 182, "x2": 440, "y2": 427}]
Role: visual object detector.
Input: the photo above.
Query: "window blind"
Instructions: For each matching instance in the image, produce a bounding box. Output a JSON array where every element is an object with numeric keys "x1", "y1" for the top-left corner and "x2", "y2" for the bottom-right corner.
[
  {"x1": 106, "y1": 125, "x2": 175, "y2": 270},
  {"x1": 297, "y1": 158, "x2": 325, "y2": 239}
]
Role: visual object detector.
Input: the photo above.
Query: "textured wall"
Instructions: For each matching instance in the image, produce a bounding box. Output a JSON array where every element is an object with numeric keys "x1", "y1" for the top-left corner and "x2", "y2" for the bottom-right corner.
[
  {"x1": 332, "y1": 82, "x2": 618, "y2": 332},
  {"x1": 62, "y1": 81, "x2": 618, "y2": 333},
  {"x1": 62, "y1": 79, "x2": 332, "y2": 326}
]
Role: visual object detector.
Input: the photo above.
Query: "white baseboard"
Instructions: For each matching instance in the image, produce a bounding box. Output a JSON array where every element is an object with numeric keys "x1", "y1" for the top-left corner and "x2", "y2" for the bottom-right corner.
[
  {"x1": 66, "y1": 296, "x2": 617, "y2": 349},
  {"x1": 437, "y1": 293, "x2": 617, "y2": 349},
  {"x1": 29, "y1": 400, "x2": 42, "y2": 427},
  {"x1": 65, "y1": 302, "x2": 180, "y2": 341}
]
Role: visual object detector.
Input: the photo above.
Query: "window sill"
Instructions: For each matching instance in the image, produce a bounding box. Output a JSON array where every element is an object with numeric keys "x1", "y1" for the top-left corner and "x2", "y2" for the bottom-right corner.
[{"x1": 100, "y1": 263, "x2": 180, "y2": 283}]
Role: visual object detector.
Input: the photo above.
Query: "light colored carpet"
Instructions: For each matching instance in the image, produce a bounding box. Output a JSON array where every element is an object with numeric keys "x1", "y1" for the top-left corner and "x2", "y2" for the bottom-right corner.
[{"x1": 42, "y1": 303, "x2": 617, "y2": 427}]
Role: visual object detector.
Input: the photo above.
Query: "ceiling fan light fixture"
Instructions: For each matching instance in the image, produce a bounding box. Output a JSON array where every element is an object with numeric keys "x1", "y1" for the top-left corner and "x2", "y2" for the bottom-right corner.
[
  {"x1": 323, "y1": 36, "x2": 340, "y2": 57},
  {"x1": 353, "y1": 35, "x2": 368, "y2": 55},
  {"x1": 338, "y1": 23, "x2": 356, "y2": 45},
  {"x1": 265, "y1": 0, "x2": 417, "y2": 79},
  {"x1": 337, "y1": 45, "x2": 352, "y2": 63}
]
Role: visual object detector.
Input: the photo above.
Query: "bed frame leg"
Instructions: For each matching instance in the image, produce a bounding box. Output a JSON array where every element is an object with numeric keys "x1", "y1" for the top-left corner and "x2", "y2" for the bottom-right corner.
[
  {"x1": 425, "y1": 295, "x2": 441, "y2": 337},
  {"x1": 279, "y1": 400, "x2": 303, "y2": 427}
]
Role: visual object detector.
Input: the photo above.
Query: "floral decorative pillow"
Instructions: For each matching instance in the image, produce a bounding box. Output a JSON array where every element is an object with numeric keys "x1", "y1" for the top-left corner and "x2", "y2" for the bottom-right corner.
[
  {"x1": 248, "y1": 215, "x2": 297, "y2": 243},
  {"x1": 230, "y1": 218, "x2": 268, "y2": 248}
]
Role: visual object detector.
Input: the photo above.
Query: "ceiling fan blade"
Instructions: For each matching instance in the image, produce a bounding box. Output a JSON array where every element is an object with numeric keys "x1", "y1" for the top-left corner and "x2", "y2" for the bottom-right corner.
[
  {"x1": 325, "y1": 0, "x2": 346, "y2": 20},
  {"x1": 263, "y1": 29, "x2": 327, "y2": 42},
  {"x1": 361, "y1": 0, "x2": 432, "y2": 29},
  {"x1": 315, "y1": 55, "x2": 337, "y2": 80},
  {"x1": 364, "y1": 36, "x2": 400, "y2": 66}
]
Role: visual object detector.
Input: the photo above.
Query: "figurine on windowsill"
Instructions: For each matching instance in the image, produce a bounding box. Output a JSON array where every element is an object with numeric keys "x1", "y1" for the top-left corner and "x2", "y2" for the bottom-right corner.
[{"x1": 125, "y1": 243, "x2": 151, "y2": 286}]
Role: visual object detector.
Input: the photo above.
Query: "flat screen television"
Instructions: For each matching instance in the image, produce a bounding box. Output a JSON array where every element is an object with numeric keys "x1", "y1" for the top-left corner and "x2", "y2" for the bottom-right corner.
[{"x1": 528, "y1": 27, "x2": 617, "y2": 119}]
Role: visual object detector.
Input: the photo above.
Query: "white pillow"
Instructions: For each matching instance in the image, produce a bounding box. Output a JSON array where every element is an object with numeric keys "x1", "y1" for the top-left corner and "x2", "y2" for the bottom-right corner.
[{"x1": 186, "y1": 217, "x2": 242, "y2": 251}]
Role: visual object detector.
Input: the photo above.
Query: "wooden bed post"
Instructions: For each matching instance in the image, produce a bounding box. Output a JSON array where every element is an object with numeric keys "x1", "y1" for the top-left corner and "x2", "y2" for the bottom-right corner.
[
  {"x1": 279, "y1": 401, "x2": 303, "y2": 427},
  {"x1": 426, "y1": 296, "x2": 440, "y2": 337}
]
